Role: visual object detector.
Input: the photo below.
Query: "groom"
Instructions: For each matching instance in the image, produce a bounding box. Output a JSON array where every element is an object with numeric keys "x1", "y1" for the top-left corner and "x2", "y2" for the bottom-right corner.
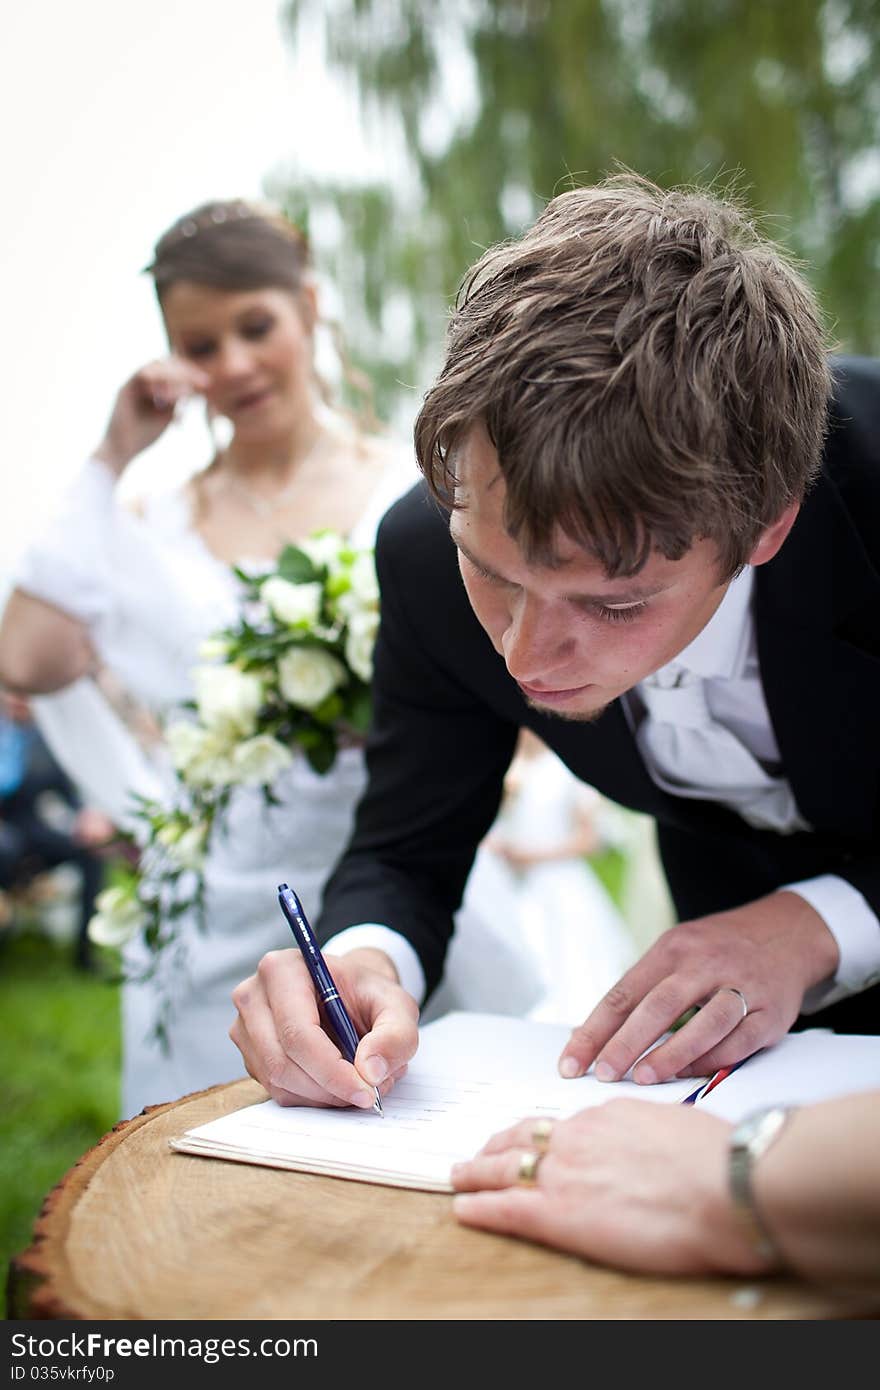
[{"x1": 230, "y1": 174, "x2": 880, "y2": 1110}]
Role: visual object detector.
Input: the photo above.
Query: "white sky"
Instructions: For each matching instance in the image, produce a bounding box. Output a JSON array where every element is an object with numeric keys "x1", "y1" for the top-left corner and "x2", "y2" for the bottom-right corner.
[{"x1": 0, "y1": 0, "x2": 407, "y2": 584}]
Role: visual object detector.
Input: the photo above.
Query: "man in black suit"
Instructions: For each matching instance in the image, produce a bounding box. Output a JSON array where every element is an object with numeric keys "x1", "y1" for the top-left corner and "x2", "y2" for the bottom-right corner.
[{"x1": 230, "y1": 174, "x2": 879, "y2": 1114}]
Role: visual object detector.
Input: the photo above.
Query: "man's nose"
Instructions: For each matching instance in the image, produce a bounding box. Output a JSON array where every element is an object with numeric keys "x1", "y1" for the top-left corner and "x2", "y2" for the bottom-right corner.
[{"x1": 501, "y1": 597, "x2": 574, "y2": 684}]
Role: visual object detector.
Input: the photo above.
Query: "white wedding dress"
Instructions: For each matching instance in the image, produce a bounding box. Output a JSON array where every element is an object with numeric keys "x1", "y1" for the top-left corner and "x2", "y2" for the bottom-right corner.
[
  {"x1": 15, "y1": 448, "x2": 419, "y2": 1117},
  {"x1": 428, "y1": 748, "x2": 639, "y2": 1027}
]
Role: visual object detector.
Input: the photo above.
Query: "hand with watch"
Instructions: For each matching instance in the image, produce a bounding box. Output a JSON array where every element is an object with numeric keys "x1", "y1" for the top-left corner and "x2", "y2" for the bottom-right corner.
[{"x1": 453, "y1": 1089, "x2": 880, "y2": 1289}]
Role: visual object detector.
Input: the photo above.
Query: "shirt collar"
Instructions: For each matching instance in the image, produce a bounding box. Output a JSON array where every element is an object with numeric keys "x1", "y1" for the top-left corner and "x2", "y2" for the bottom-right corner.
[{"x1": 663, "y1": 564, "x2": 755, "y2": 681}]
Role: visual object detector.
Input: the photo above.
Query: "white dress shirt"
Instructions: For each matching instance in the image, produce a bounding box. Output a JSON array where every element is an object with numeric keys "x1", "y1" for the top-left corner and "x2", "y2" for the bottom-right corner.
[{"x1": 326, "y1": 566, "x2": 880, "y2": 1010}]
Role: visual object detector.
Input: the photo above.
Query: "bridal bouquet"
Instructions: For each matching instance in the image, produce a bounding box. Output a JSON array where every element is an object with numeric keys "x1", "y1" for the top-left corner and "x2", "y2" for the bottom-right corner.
[{"x1": 87, "y1": 531, "x2": 379, "y2": 1043}]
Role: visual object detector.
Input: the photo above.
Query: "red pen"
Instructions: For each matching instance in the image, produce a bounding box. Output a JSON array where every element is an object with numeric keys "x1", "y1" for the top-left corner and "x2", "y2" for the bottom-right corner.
[{"x1": 681, "y1": 1058, "x2": 746, "y2": 1106}]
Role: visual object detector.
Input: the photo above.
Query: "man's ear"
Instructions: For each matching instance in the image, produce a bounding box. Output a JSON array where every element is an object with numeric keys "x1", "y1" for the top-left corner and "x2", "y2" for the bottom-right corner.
[{"x1": 749, "y1": 500, "x2": 800, "y2": 567}]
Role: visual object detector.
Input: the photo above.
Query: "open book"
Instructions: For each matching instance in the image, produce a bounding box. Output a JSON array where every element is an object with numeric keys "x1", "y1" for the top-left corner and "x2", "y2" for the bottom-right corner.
[{"x1": 169, "y1": 1012, "x2": 880, "y2": 1192}]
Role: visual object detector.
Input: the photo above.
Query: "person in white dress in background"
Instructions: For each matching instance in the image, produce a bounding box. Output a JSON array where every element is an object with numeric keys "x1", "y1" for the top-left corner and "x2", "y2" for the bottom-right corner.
[
  {"x1": 0, "y1": 197, "x2": 416, "y2": 1117},
  {"x1": 424, "y1": 729, "x2": 640, "y2": 1026}
]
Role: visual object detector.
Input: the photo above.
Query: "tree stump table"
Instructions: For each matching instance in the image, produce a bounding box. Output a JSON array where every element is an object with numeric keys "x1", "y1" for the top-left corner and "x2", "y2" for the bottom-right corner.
[{"x1": 8, "y1": 1078, "x2": 879, "y2": 1320}]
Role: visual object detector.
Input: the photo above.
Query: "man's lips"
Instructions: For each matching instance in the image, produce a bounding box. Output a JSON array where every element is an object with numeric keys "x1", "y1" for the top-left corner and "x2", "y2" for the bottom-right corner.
[{"x1": 517, "y1": 681, "x2": 594, "y2": 704}]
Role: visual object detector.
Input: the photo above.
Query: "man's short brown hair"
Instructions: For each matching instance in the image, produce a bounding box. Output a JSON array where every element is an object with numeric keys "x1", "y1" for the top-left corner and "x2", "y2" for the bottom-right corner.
[{"x1": 414, "y1": 173, "x2": 832, "y2": 578}]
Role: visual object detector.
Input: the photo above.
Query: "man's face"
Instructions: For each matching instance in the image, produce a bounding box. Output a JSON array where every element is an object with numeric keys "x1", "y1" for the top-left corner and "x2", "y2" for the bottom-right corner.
[{"x1": 449, "y1": 424, "x2": 732, "y2": 721}]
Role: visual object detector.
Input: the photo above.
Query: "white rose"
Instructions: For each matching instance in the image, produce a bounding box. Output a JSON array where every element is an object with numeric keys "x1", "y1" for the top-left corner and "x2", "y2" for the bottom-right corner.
[
  {"x1": 335, "y1": 553, "x2": 379, "y2": 621},
  {"x1": 168, "y1": 723, "x2": 238, "y2": 787},
  {"x1": 345, "y1": 608, "x2": 379, "y2": 682},
  {"x1": 188, "y1": 737, "x2": 240, "y2": 788},
  {"x1": 299, "y1": 532, "x2": 347, "y2": 572},
  {"x1": 157, "y1": 821, "x2": 209, "y2": 871},
  {"x1": 278, "y1": 647, "x2": 347, "y2": 709},
  {"x1": 165, "y1": 722, "x2": 235, "y2": 786},
  {"x1": 87, "y1": 886, "x2": 149, "y2": 948},
  {"x1": 349, "y1": 551, "x2": 379, "y2": 603},
  {"x1": 197, "y1": 636, "x2": 230, "y2": 662},
  {"x1": 165, "y1": 720, "x2": 207, "y2": 774},
  {"x1": 193, "y1": 664, "x2": 263, "y2": 736},
  {"x1": 261, "y1": 576, "x2": 323, "y2": 628},
  {"x1": 230, "y1": 735, "x2": 294, "y2": 786}
]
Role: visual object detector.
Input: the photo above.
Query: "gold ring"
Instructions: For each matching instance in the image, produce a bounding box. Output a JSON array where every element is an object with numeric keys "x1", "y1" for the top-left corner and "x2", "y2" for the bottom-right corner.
[
  {"x1": 716, "y1": 986, "x2": 748, "y2": 1020},
  {"x1": 531, "y1": 1118, "x2": 554, "y2": 1151},
  {"x1": 517, "y1": 1150, "x2": 542, "y2": 1185}
]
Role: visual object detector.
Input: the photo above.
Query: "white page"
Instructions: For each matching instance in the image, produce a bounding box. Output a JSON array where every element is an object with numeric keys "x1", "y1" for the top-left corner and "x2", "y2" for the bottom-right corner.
[
  {"x1": 697, "y1": 1030, "x2": 880, "y2": 1123},
  {"x1": 170, "y1": 1011, "x2": 698, "y2": 1191}
]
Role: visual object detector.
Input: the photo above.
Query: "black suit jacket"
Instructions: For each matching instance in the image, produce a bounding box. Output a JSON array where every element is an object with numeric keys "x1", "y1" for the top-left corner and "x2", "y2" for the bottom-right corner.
[{"x1": 318, "y1": 357, "x2": 880, "y2": 1033}]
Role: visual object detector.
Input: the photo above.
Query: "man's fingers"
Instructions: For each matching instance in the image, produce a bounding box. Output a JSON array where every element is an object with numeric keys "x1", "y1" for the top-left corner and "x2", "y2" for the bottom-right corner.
[
  {"x1": 350, "y1": 974, "x2": 420, "y2": 1089},
  {"x1": 675, "y1": 1017, "x2": 774, "y2": 1079},
  {"x1": 227, "y1": 1005, "x2": 352, "y2": 1109},
  {"x1": 558, "y1": 958, "x2": 670, "y2": 1078},
  {"x1": 256, "y1": 951, "x2": 377, "y2": 1107},
  {"x1": 628, "y1": 991, "x2": 761, "y2": 1084},
  {"x1": 561, "y1": 975, "x2": 698, "y2": 1082}
]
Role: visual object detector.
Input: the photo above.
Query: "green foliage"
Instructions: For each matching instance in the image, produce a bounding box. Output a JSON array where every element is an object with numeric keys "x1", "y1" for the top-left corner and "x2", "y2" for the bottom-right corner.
[
  {"x1": 0, "y1": 930, "x2": 121, "y2": 1314},
  {"x1": 588, "y1": 843, "x2": 627, "y2": 909},
  {"x1": 279, "y1": 0, "x2": 880, "y2": 421}
]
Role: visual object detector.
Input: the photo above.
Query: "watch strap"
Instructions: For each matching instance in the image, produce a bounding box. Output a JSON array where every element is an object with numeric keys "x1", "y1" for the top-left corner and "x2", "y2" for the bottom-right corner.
[{"x1": 729, "y1": 1104, "x2": 796, "y2": 1262}]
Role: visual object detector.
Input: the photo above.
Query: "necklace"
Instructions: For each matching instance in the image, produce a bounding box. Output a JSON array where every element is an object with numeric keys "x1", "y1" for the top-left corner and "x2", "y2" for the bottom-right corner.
[
  {"x1": 219, "y1": 427, "x2": 329, "y2": 519},
  {"x1": 224, "y1": 470, "x2": 302, "y2": 519}
]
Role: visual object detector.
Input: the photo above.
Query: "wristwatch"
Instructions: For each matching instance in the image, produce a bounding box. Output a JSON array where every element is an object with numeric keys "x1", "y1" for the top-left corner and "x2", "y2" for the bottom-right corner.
[{"x1": 728, "y1": 1104, "x2": 796, "y2": 1263}]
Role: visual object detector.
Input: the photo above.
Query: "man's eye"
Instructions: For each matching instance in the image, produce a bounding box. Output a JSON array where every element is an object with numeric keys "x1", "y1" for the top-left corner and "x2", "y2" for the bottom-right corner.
[
  {"x1": 593, "y1": 603, "x2": 647, "y2": 624},
  {"x1": 462, "y1": 555, "x2": 498, "y2": 582}
]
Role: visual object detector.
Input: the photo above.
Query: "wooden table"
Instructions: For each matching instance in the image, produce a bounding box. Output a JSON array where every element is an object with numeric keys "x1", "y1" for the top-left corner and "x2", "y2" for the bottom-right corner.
[{"x1": 8, "y1": 1079, "x2": 879, "y2": 1320}]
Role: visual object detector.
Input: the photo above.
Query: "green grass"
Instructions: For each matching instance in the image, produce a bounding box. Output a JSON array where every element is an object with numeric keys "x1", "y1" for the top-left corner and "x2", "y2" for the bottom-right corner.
[{"x1": 0, "y1": 926, "x2": 121, "y2": 1318}]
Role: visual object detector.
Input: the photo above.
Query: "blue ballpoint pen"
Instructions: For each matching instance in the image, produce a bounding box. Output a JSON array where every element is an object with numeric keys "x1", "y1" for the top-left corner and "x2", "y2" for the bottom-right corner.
[{"x1": 277, "y1": 883, "x2": 384, "y2": 1116}]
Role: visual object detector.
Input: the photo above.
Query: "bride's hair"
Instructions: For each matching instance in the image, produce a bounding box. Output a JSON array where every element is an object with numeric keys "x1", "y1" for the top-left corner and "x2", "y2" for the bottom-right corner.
[
  {"x1": 145, "y1": 199, "x2": 310, "y2": 300},
  {"x1": 144, "y1": 198, "x2": 379, "y2": 431}
]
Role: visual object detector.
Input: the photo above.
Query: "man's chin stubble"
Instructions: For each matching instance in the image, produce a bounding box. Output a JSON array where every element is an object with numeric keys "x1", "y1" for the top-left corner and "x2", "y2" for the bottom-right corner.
[{"x1": 524, "y1": 695, "x2": 612, "y2": 724}]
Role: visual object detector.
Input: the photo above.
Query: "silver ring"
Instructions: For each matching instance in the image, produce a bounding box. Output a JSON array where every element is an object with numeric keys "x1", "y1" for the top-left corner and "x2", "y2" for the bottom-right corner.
[
  {"x1": 517, "y1": 1150, "x2": 543, "y2": 1185},
  {"x1": 716, "y1": 986, "x2": 748, "y2": 1020}
]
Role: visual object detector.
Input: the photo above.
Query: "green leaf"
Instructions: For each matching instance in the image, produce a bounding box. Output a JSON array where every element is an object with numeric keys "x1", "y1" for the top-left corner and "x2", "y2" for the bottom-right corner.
[
  {"x1": 277, "y1": 545, "x2": 320, "y2": 584},
  {"x1": 305, "y1": 734, "x2": 337, "y2": 775},
  {"x1": 346, "y1": 687, "x2": 373, "y2": 733},
  {"x1": 312, "y1": 693, "x2": 344, "y2": 725},
  {"x1": 294, "y1": 727, "x2": 322, "y2": 750}
]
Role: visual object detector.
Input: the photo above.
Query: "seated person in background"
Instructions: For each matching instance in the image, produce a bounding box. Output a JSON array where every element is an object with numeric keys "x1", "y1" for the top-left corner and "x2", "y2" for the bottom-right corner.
[{"x1": 0, "y1": 691, "x2": 112, "y2": 968}]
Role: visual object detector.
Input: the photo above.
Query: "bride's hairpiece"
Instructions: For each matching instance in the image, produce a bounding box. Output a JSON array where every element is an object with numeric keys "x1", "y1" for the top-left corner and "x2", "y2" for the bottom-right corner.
[
  {"x1": 144, "y1": 199, "x2": 309, "y2": 286},
  {"x1": 161, "y1": 200, "x2": 260, "y2": 247}
]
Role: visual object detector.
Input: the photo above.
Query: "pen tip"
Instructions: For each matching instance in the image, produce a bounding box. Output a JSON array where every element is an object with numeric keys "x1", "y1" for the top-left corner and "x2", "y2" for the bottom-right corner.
[{"x1": 373, "y1": 1087, "x2": 384, "y2": 1117}]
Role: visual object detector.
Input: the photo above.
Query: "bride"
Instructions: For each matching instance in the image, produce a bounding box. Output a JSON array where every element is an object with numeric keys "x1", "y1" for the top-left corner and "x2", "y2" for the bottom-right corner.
[{"x1": 0, "y1": 197, "x2": 416, "y2": 1117}]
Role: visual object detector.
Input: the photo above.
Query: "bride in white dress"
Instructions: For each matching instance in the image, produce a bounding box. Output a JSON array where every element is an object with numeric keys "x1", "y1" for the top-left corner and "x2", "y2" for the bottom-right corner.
[{"x1": 0, "y1": 197, "x2": 417, "y2": 1117}]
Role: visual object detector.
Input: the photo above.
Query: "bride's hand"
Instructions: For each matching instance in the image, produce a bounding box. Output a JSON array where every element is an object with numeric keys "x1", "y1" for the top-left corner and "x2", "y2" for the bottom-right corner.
[{"x1": 93, "y1": 357, "x2": 211, "y2": 475}]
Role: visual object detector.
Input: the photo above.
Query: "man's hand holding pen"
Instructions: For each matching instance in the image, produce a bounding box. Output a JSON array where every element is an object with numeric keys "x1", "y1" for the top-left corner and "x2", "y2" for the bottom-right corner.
[{"x1": 229, "y1": 945, "x2": 419, "y2": 1110}]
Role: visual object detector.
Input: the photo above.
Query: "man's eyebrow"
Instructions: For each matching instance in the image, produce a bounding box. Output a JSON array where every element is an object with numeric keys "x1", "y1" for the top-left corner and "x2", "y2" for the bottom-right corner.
[{"x1": 450, "y1": 530, "x2": 666, "y2": 604}]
